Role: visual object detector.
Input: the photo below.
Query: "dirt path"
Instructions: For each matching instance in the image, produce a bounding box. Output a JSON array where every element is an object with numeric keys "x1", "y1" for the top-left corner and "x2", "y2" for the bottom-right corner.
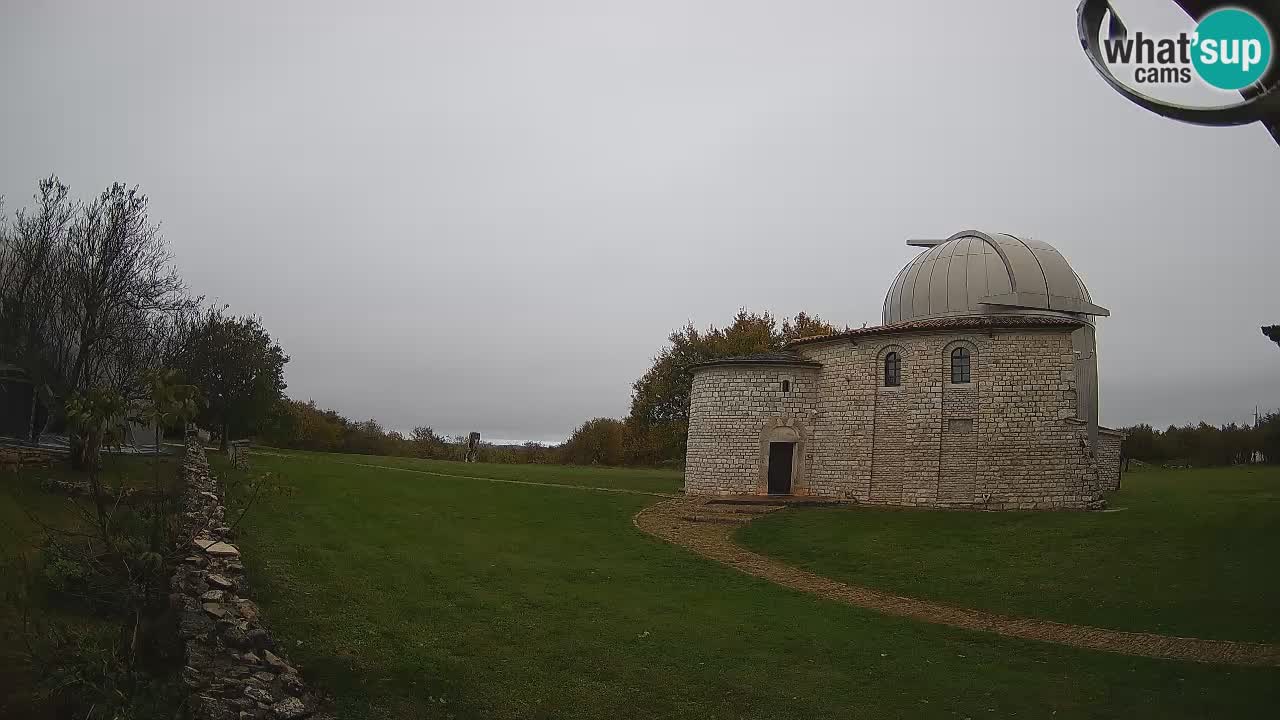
[{"x1": 633, "y1": 498, "x2": 1280, "y2": 668}]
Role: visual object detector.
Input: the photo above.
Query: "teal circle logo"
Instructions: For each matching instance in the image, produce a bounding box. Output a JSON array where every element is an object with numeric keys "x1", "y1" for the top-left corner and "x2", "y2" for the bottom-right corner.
[{"x1": 1192, "y1": 8, "x2": 1272, "y2": 90}]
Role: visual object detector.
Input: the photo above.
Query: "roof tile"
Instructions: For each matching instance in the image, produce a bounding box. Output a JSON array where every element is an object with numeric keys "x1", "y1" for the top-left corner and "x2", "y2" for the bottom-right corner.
[{"x1": 692, "y1": 351, "x2": 822, "y2": 370}]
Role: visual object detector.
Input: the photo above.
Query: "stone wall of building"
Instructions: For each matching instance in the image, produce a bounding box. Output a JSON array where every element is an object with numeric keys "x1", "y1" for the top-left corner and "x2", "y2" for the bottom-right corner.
[
  {"x1": 684, "y1": 364, "x2": 818, "y2": 495},
  {"x1": 966, "y1": 331, "x2": 1101, "y2": 509},
  {"x1": 687, "y1": 326, "x2": 1110, "y2": 510},
  {"x1": 1097, "y1": 427, "x2": 1125, "y2": 492}
]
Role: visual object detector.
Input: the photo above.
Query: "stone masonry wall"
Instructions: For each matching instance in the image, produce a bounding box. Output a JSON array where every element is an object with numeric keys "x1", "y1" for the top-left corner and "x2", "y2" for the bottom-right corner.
[
  {"x1": 687, "y1": 327, "x2": 1109, "y2": 510},
  {"x1": 1097, "y1": 428, "x2": 1125, "y2": 491},
  {"x1": 939, "y1": 378, "x2": 979, "y2": 505},
  {"x1": 974, "y1": 332, "x2": 1090, "y2": 508},
  {"x1": 685, "y1": 365, "x2": 818, "y2": 495},
  {"x1": 171, "y1": 435, "x2": 332, "y2": 720}
]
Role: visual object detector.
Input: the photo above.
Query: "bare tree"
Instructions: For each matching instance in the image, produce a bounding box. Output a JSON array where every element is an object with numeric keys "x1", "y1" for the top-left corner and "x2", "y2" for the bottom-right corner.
[
  {"x1": 0, "y1": 177, "x2": 76, "y2": 441},
  {"x1": 63, "y1": 183, "x2": 187, "y2": 394},
  {"x1": 0, "y1": 178, "x2": 191, "y2": 457}
]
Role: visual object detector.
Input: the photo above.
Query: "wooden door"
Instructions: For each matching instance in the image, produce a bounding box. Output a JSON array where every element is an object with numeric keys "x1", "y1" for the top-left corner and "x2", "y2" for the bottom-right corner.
[{"x1": 767, "y1": 442, "x2": 794, "y2": 495}]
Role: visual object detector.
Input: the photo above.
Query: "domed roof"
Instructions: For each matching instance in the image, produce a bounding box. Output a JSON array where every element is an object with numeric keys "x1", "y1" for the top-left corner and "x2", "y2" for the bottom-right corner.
[{"x1": 882, "y1": 230, "x2": 1108, "y2": 326}]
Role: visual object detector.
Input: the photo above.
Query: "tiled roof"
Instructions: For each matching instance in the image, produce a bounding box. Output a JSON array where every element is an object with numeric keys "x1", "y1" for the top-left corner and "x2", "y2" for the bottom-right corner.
[
  {"x1": 692, "y1": 351, "x2": 822, "y2": 370},
  {"x1": 785, "y1": 314, "x2": 1084, "y2": 348}
]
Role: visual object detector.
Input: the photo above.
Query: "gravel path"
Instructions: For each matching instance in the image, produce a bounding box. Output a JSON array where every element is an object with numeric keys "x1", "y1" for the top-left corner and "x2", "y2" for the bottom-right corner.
[{"x1": 633, "y1": 498, "x2": 1280, "y2": 667}]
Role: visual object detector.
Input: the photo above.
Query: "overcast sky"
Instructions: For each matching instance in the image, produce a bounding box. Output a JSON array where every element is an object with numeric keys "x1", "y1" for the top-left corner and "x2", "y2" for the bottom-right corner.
[{"x1": 3, "y1": 0, "x2": 1277, "y2": 442}]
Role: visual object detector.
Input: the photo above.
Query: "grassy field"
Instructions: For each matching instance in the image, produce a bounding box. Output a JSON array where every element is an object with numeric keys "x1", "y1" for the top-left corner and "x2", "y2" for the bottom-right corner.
[
  {"x1": 226, "y1": 452, "x2": 1279, "y2": 719},
  {"x1": 269, "y1": 449, "x2": 685, "y2": 495},
  {"x1": 738, "y1": 465, "x2": 1280, "y2": 643}
]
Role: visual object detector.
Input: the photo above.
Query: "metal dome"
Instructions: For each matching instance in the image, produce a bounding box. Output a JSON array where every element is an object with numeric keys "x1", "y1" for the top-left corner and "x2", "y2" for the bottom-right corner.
[{"x1": 882, "y1": 230, "x2": 1109, "y2": 325}]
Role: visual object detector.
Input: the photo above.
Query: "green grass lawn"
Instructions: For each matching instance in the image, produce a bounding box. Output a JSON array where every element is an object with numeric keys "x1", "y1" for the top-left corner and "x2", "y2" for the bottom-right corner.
[
  {"x1": 261, "y1": 448, "x2": 684, "y2": 495},
  {"x1": 738, "y1": 465, "x2": 1280, "y2": 643},
  {"x1": 229, "y1": 454, "x2": 1279, "y2": 719}
]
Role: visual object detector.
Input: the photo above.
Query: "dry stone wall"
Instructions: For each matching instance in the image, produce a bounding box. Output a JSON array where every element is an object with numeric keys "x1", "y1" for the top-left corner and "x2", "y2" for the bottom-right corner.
[
  {"x1": 171, "y1": 435, "x2": 332, "y2": 720},
  {"x1": 686, "y1": 327, "x2": 1113, "y2": 509},
  {"x1": 0, "y1": 445, "x2": 58, "y2": 467}
]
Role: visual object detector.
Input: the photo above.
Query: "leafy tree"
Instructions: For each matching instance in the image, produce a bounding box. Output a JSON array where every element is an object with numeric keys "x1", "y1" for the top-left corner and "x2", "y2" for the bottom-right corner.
[
  {"x1": 64, "y1": 388, "x2": 128, "y2": 499},
  {"x1": 1258, "y1": 412, "x2": 1280, "y2": 463},
  {"x1": 627, "y1": 309, "x2": 841, "y2": 463},
  {"x1": 176, "y1": 308, "x2": 288, "y2": 448},
  {"x1": 411, "y1": 425, "x2": 448, "y2": 458},
  {"x1": 136, "y1": 368, "x2": 201, "y2": 449},
  {"x1": 781, "y1": 311, "x2": 840, "y2": 343},
  {"x1": 1121, "y1": 423, "x2": 1159, "y2": 465},
  {"x1": 561, "y1": 418, "x2": 627, "y2": 465},
  {"x1": 258, "y1": 399, "x2": 341, "y2": 451},
  {"x1": 1263, "y1": 326, "x2": 1280, "y2": 348}
]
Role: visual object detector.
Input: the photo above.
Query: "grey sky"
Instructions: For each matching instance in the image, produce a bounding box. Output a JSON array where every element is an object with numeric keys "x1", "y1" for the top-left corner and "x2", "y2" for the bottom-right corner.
[{"x1": 3, "y1": 0, "x2": 1277, "y2": 442}]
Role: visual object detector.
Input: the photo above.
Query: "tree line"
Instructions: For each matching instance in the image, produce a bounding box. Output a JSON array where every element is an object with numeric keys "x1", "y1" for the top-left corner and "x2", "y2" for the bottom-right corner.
[
  {"x1": 1119, "y1": 414, "x2": 1280, "y2": 468},
  {"x1": 1118, "y1": 327, "x2": 1279, "y2": 467},
  {"x1": 255, "y1": 398, "x2": 561, "y2": 463},
  {"x1": 247, "y1": 310, "x2": 1280, "y2": 470},
  {"x1": 248, "y1": 310, "x2": 842, "y2": 467}
]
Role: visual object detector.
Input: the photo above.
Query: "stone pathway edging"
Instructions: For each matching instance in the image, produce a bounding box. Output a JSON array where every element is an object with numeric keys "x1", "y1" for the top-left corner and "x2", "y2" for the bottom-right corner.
[
  {"x1": 633, "y1": 498, "x2": 1280, "y2": 668},
  {"x1": 171, "y1": 436, "x2": 334, "y2": 719}
]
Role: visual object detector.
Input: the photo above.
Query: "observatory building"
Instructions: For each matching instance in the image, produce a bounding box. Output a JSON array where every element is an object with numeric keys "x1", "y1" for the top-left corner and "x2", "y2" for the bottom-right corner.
[{"x1": 684, "y1": 230, "x2": 1124, "y2": 510}]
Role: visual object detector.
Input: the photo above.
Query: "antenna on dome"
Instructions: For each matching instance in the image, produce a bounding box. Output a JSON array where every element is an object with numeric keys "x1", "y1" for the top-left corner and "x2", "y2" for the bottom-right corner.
[{"x1": 906, "y1": 238, "x2": 947, "y2": 247}]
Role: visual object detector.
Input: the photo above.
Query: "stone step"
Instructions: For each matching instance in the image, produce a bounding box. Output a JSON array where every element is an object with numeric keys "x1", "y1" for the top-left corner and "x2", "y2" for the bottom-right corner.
[
  {"x1": 707, "y1": 496, "x2": 841, "y2": 508},
  {"x1": 710, "y1": 504, "x2": 785, "y2": 515},
  {"x1": 678, "y1": 513, "x2": 754, "y2": 525}
]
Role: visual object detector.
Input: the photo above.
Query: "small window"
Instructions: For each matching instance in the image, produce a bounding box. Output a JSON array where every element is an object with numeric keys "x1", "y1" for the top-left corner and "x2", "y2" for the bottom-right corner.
[
  {"x1": 884, "y1": 352, "x2": 901, "y2": 387},
  {"x1": 951, "y1": 347, "x2": 971, "y2": 384},
  {"x1": 781, "y1": 380, "x2": 790, "y2": 393}
]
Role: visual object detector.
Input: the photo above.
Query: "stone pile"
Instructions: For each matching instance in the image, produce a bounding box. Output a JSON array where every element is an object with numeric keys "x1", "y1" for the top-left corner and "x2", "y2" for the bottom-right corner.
[{"x1": 171, "y1": 434, "x2": 331, "y2": 720}]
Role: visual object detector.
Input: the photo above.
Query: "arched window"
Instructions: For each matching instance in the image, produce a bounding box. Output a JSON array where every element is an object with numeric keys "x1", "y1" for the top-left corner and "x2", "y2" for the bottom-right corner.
[
  {"x1": 884, "y1": 352, "x2": 901, "y2": 387},
  {"x1": 951, "y1": 347, "x2": 971, "y2": 384}
]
